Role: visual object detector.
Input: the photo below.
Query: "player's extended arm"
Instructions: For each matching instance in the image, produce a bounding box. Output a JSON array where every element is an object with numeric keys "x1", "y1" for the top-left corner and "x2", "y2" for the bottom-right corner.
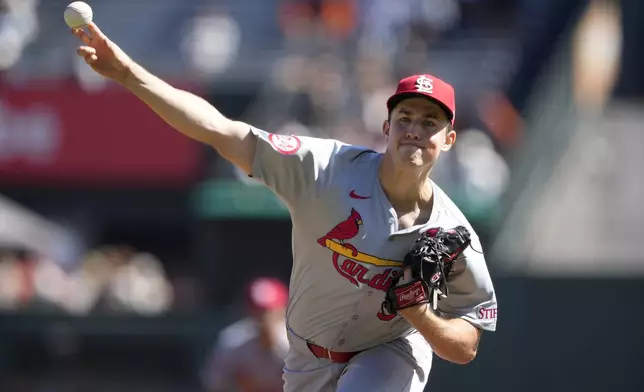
[
  {"x1": 122, "y1": 61, "x2": 254, "y2": 174},
  {"x1": 71, "y1": 23, "x2": 255, "y2": 175},
  {"x1": 399, "y1": 305, "x2": 481, "y2": 364}
]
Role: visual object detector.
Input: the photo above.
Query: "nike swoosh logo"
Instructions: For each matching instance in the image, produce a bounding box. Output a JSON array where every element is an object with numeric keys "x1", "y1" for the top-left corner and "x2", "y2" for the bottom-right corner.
[{"x1": 349, "y1": 190, "x2": 370, "y2": 199}]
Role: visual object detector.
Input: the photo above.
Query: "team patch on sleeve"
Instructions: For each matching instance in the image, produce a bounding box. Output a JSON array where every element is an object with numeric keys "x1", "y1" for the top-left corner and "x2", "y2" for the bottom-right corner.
[{"x1": 268, "y1": 134, "x2": 301, "y2": 155}]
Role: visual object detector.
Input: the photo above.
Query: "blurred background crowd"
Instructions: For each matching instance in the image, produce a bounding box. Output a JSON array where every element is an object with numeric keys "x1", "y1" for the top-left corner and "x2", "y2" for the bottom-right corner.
[{"x1": 0, "y1": 0, "x2": 642, "y2": 391}]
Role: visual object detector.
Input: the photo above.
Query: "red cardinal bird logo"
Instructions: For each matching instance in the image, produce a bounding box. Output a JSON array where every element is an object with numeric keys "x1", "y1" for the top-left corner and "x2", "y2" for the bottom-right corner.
[{"x1": 317, "y1": 208, "x2": 363, "y2": 256}]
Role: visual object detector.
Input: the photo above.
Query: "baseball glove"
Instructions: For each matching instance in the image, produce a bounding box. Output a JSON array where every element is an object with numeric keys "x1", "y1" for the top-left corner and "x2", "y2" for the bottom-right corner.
[{"x1": 382, "y1": 226, "x2": 472, "y2": 314}]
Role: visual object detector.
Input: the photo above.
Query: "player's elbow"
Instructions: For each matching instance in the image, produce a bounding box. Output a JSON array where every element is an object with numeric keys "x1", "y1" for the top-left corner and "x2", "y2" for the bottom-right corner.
[
  {"x1": 436, "y1": 345, "x2": 478, "y2": 365},
  {"x1": 452, "y1": 347, "x2": 477, "y2": 365},
  {"x1": 210, "y1": 121, "x2": 256, "y2": 175}
]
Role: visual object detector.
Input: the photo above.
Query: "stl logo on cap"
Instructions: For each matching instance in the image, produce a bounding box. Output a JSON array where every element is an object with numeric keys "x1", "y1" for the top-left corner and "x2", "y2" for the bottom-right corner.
[{"x1": 415, "y1": 75, "x2": 434, "y2": 94}]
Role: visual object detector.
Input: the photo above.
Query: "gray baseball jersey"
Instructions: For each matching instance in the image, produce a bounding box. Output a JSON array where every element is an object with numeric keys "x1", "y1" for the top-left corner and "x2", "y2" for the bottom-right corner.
[
  {"x1": 202, "y1": 317, "x2": 289, "y2": 392},
  {"x1": 249, "y1": 127, "x2": 497, "y2": 390}
]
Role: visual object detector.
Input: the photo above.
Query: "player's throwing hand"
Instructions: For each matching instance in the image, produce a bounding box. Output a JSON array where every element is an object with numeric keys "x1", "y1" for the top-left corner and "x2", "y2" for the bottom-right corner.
[{"x1": 71, "y1": 23, "x2": 132, "y2": 84}]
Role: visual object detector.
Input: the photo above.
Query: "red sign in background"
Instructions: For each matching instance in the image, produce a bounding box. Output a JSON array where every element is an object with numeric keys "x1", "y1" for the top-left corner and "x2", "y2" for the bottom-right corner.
[{"x1": 0, "y1": 81, "x2": 203, "y2": 187}]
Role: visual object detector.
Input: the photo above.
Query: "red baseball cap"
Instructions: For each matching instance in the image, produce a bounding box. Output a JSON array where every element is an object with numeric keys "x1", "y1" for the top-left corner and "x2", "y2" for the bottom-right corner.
[
  {"x1": 386, "y1": 74, "x2": 456, "y2": 125},
  {"x1": 245, "y1": 277, "x2": 288, "y2": 311}
]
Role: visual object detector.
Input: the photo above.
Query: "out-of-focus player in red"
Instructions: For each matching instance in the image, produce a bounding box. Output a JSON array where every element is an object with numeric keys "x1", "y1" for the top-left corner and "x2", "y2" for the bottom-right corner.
[{"x1": 201, "y1": 277, "x2": 289, "y2": 392}]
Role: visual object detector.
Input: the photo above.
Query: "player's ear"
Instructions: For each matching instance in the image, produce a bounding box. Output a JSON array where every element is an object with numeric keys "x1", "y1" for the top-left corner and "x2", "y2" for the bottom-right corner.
[
  {"x1": 383, "y1": 120, "x2": 390, "y2": 140},
  {"x1": 441, "y1": 126, "x2": 456, "y2": 152}
]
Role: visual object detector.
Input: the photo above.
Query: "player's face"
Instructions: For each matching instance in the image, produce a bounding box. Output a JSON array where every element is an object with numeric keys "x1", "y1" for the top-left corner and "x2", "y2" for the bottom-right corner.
[{"x1": 383, "y1": 97, "x2": 455, "y2": 169}]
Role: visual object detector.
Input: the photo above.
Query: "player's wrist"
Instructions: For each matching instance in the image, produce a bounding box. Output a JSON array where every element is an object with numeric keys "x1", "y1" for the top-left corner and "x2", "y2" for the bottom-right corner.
[
  {"x1": 398, "y1": 302, "x2": 431, "y2": 320},
  {"x1": 119, "y1": 59, "x2": 139, "y2": 87}
]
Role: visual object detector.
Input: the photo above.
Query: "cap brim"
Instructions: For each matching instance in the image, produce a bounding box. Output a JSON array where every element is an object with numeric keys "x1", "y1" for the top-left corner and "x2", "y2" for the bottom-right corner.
[{"x1": 386, "y1": 92, "x2": 454, "y2": 122}]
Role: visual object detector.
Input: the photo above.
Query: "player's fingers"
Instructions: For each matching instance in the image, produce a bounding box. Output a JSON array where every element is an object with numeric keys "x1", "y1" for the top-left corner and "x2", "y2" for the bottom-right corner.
[
  {"x1": 72, "y1": 28, "x2": 91, "y2": 44},
  {"x1": 87, "y1": 22, "x2": 106, "y2": 40},
  {"x1": 77, "y1": 46, "x2": 96, "y2": 57},
  {"x1": 85, "y1": 54, "x2": 99, "y2": 64}
]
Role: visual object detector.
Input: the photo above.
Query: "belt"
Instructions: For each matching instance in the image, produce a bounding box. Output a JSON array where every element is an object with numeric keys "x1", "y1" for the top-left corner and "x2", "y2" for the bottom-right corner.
[{"x1": 307, "y1": 342, "x2": 361, "y2": 364}]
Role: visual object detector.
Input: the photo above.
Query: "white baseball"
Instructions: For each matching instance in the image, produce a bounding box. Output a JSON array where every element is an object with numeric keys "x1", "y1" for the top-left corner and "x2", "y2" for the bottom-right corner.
[{"x1": 64, "y1": 2, "x2": 93, "y2": 29}]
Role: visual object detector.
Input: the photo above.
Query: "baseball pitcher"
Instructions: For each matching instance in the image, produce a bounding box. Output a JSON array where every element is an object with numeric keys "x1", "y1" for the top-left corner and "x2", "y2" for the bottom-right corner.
[{"x1": 72, "y1": 22, "x2": 497, "y2": 391}]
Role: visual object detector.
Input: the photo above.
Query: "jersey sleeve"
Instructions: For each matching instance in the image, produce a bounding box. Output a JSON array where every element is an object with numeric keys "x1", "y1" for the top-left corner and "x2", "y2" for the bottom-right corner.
[
  {"x1": 437, "y1": 235, "x2": 498, "y2": 332},
  {"x1": 250, "y1": 127, "x2": 340, "y2": 208}
]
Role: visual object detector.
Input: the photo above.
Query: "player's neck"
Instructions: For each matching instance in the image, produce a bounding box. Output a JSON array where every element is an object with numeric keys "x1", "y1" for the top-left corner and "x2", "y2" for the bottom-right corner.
[{"x1": 378, "y1": 154, "x2": 433, "y2": 212}]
